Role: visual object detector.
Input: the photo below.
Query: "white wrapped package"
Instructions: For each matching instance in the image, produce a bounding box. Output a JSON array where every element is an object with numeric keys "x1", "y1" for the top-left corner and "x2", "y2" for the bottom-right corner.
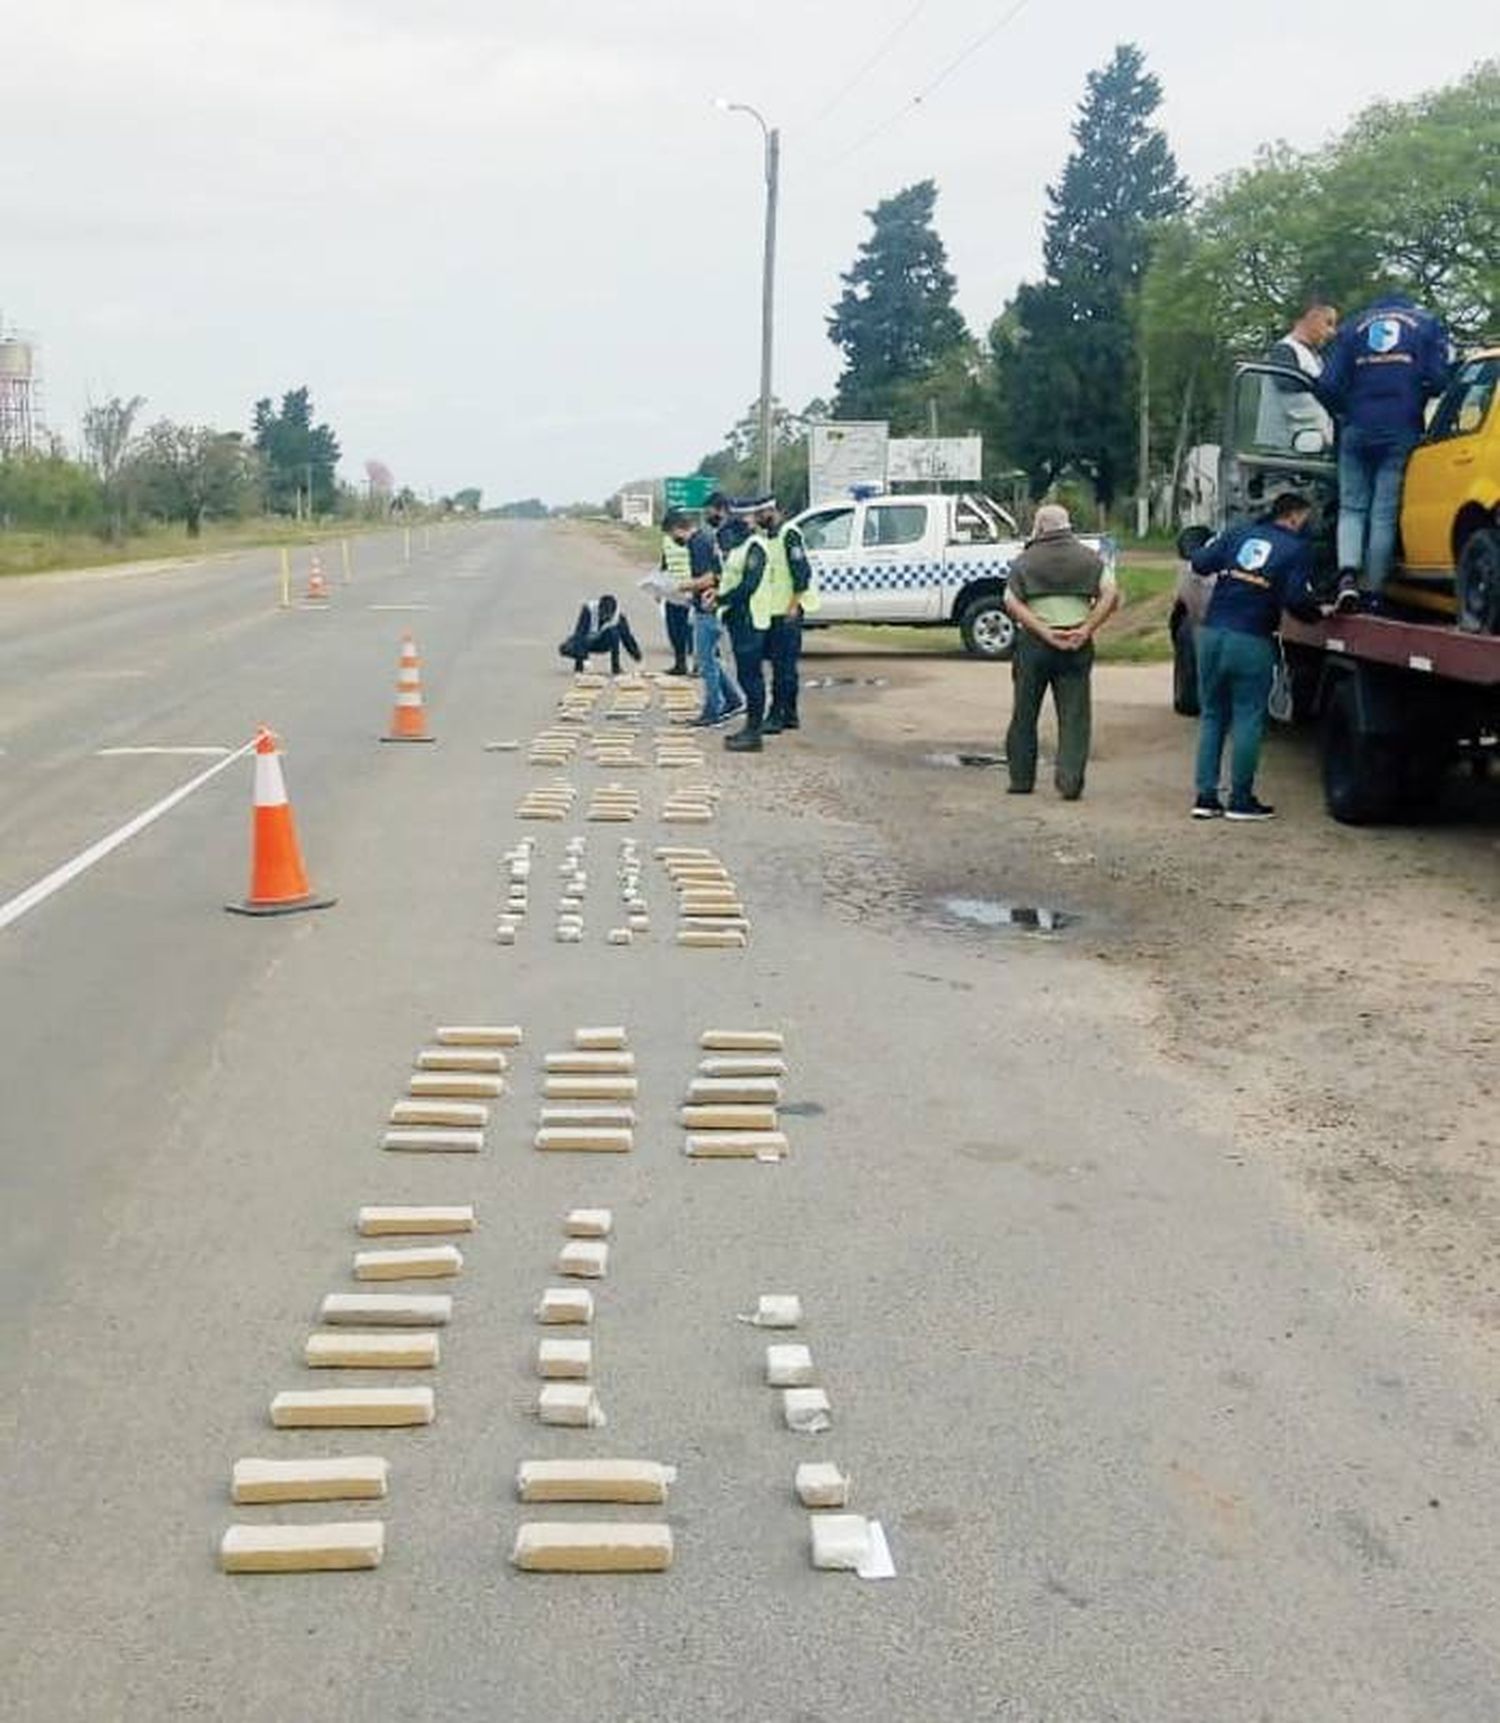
[
  {"x1": 810, "y1": 1514, "x2": 871, "y2": 1571},
  {"x1": 539, "y1": 1383, "x2": 606, "y2": 1428},
  {"x1": 564, "y1": 1208, "x2": 613, "y2": 1238},
  {"x1": 537, "y1": 1338, "x2": 592, "y2": 1380},
  {"x1": 516, "y1": 1459, "x2": 676, "y2": 1504},
  {"x1": 795, "y1": 1463, "x2": 850, "y2": 1508},
  {"x1": 766, "y1": 1344, "x2": 815, "y2": 1387},
  {"x1": 558, "y1": 1240, "x2": 609, "y2": 1279},
  {"x1": 783, "y1": 1388, "x2": 831, "y2": 1434},
  {"x1": 743, "y1": 1294, "x2": 802, "y2": 1328},
  {"x1": 536, "y1": 1288, "x2": 594, "y2": 1325}
]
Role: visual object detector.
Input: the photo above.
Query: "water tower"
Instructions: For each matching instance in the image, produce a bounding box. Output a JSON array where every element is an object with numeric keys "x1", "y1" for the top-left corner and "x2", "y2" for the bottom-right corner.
[{"x1": 0, "y1": 329, "x2": 39, "y2": 455}]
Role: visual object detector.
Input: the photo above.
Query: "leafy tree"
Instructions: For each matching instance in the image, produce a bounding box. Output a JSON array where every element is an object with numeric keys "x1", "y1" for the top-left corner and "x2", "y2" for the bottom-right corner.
[
  {"x1": 496, "y1": 498, "x2": 548, "y2": 519},
  {"x1": 1319, "y1": 60, "x2": 1499, "y2": 337},
  {"x1": 0, "y1": 449, "x2": 103, "y2": 531},
  {"x1": 695, "y1": 398, "x2": 831, "y2": 515},
  {"x1": 452, "y1": 487, "x2": 483, "y2": 513},
  {"x1": 1138, "y1": 59, "x2": 1499, "y2": 524},
  {"x1": 827, "y1": 181, "x2": 970, "y2": 427},
  {"x1": 252, "y1": 387, "x2": 341, "y2": 516},
  {"x1": 1001, "y1": 44, "x2": 1187, "y2": 507},
  {"x1": 127, "y1": 423, "x2": 255, "y2": 535},
  {"x1": 82, "y1": 394, "x2": 146, "y2": 540}
]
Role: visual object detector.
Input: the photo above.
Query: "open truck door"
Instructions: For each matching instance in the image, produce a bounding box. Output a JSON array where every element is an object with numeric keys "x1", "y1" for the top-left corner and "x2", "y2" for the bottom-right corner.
[{"x1": 1219, "y1": 363, "x2": 1340, "y2": 591}]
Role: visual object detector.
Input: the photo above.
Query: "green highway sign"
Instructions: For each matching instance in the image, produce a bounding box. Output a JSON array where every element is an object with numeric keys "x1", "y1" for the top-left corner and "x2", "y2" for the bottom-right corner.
[{"x1": 664, "y1": 475, "x2": 715, "y2": 510}]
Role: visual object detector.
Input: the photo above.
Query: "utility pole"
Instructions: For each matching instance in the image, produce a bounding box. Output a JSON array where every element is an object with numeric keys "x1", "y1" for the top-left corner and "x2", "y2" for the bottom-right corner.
[
  {"x1": 718, "y1": 100, "x2": 779, "y2": 495},
  {"x1": 758, "y1": 124, "x2": 780, "y2": 495},
  {"x1": 1136, "y1": 351, "x2": 1150, "y2": 539}
]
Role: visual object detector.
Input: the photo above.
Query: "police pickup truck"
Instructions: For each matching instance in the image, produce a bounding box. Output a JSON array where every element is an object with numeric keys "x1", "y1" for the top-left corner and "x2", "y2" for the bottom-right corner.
[{"x1": 791, "y1": 490, "x2": 1114, "y2": 659}]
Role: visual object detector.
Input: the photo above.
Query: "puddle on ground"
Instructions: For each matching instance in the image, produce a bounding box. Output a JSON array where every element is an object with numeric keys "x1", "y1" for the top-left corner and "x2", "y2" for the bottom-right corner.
[
  {"x1": 938, "y1": 896, "x2": 1077, "y2": 933},
  {"x1": 803, "y1": 676, "x2": 889, "y2": 691},
  {"x1": 924, "y1": 752, "x2": 1005, "y2": 770}
]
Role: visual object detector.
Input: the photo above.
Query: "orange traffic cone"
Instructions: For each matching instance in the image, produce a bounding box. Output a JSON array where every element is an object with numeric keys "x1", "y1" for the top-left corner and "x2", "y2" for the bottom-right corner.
[
  {"x1": 381, "y1": 632, "x2": 436, "y2": 743},
  {"x1": 304, "y1": 555, "x2": 329, "y2": 603},
  {"x1": 226, "y1": 728, "x2": 336, "y2": 916}
]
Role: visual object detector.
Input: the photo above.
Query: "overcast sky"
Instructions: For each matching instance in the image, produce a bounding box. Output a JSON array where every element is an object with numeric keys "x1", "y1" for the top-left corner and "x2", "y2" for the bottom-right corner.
[{"x1": 2, "y1": 2, "x2": 1487, "y2": 504}]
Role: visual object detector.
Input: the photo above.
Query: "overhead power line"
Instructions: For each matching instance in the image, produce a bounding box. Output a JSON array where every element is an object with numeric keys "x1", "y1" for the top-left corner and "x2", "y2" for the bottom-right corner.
[
  {"x1": 817, "y1": 0, "x2": 1034, "y2": 172},
  {"x1": 803, "y1": 0, "x2": 931, "y2": 132}
]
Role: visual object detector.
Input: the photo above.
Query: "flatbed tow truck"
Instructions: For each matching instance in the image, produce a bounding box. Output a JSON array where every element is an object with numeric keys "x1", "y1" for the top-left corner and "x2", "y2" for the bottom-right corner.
[{"x1": 1173, "y1": 354, "x2": 1500, "y2": 822}]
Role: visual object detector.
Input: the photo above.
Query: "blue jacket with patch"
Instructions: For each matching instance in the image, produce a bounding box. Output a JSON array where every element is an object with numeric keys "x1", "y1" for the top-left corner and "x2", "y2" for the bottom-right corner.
[
  {"x1": 1318, "y1": 295, "x2": 1450, "y2": 440},
  {"x1": 1190, "y1": 520, "x2": 1316, "y2": 637}
]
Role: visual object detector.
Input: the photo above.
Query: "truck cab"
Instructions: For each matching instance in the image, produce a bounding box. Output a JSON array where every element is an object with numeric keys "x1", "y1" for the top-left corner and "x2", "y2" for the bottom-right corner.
[
  {"x1": 1211, "y1": 355, "x2": 1500, "y2": 629},
  {"x1": 792, "y1": 491, "x2": 1034, "y2": 659}
]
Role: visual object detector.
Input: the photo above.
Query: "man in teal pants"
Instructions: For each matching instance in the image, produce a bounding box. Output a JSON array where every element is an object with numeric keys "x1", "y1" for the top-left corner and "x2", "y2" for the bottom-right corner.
[{"x1": 1187, "y1": 494, "x2": 1316, "y2": 821}]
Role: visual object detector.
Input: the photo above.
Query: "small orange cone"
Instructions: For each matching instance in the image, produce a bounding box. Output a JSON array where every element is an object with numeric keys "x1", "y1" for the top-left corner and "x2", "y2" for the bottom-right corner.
[
  {"x1": 226, "y1": 728, "x2": 337, "y2": 916},
  {"x1": 381, "y1": 632, "x2": 436, "y2": 743},
  {"x1": 305, "y1": 555, "x2": 329, "y2": 603}
]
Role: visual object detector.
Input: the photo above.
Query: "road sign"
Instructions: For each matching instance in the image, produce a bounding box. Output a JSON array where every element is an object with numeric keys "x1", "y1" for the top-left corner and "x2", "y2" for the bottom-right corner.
[
  {"x1": 887, "y1": 437, "x2": 983, "y2": 484},
  {"x1": 664, "y1": 475, "x2": 715, "y2": 511},
  {"x1": 619, "y1": 492, "x2": 654, "y2": 528},
  {"x1": 809, "y1": 422, "x2": 888, "y2": 504}
]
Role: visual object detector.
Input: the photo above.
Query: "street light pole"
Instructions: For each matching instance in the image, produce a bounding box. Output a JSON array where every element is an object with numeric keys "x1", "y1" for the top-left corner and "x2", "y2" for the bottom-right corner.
[{"x1": 717, "y1": 99, "x2": 779, "y2": 495}]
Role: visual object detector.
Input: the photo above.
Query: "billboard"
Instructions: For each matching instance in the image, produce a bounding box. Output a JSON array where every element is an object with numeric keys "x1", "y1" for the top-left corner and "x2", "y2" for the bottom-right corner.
[
  {"x1": 619, "y1": 492, "x2": 654, "y2": 528},
  {"x1": 808, "y1": 421, "x2": 888, "y2": 504},
  {"x1": 886, "y1": 437, "x2": 983, "y2": 483}
]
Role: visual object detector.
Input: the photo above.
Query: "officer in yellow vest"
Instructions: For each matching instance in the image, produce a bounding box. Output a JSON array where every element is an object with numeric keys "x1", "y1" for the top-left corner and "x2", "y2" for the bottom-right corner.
[
  {"x1": 714, "y1": 493, "x2": 820, "y2": 752},
  {"x1": 754, "y1": 495, "x2": 819, "y2": 734},
  {"x1": 714, "y1": 497, "x2": 773, "y2": 753},
  {"x1": 657, "y1": 510, "x2": 695, "y2": 674}
]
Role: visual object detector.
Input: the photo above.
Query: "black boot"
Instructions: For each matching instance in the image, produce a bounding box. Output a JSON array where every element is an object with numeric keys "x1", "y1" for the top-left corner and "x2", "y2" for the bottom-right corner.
[
  {"x1": 724, "y1": 726, "x2": 763, "y2": 753},
  {"x1": 761, "y1": 713, "x2": 786, "y2": 736}
]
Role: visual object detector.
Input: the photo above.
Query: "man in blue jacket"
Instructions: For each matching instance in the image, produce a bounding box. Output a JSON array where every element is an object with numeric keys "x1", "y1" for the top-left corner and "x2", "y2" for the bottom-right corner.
[
  {"x1": 1318, "y1": 290, "x2": 1450, "y2": 610},
  {"x1": 1188, "y1": 494, "x2": 1316, "y2": 821}
]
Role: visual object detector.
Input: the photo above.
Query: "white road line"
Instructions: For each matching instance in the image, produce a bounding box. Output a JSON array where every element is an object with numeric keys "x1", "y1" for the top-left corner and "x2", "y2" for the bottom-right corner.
[
  {"x1": 96, "y1": 746, "x2": 232, "y2": 758},
  {"x1": 368, "y1": 604, "x2": 433, "y2": 611},
  {"x1": 0, "y1": 737, "x2": 256, "y2": 934}
]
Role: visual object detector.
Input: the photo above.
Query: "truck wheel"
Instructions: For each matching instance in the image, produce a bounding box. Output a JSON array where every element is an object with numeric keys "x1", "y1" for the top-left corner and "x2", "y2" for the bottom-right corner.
[
  {"x1": 1456, "y1": 527, "x2": 1500, "y2": 634},
  {"x1": 958, "y1": 595, "x2": 1015, "y2": 661},
  {"x1": 1170, "y1": 610, "x2": 1200, "y2": 716},
  {"x1": 1321, "y1": 677, "x2": 1400, "y2": 824}
]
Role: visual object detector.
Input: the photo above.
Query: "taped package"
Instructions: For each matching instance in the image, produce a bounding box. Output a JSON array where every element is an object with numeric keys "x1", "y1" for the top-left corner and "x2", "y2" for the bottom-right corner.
[
  {"x1": 738, "y1": 1294, "x2": 802, "y2": 1328},
  {"x1": 766, "y1": 1344, "x2": 815, "y2": 1387},
  {"x1": 810, "y1": 1514, "x2": 896, "y2": 1580},
  {"x1": 539, "y1": 1383, "x2": 606, "y2": 1428},
  {"x1": 795, "y1": 1463, "x2": 850, "y2": 1508},
  {"x1": 783, "y1": 1388, "x2": 832, "y2": 1434}
]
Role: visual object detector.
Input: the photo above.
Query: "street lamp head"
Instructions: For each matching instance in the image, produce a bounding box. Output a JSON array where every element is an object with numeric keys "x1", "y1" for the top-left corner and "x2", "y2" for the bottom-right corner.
[{"x1": 712, "y1": 95, "x2": 732, "y2": 111}]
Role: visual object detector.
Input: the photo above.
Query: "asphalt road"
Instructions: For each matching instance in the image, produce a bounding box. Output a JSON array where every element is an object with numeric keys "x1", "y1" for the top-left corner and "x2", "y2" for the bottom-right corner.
[{"x1": 2, "y1": 523, "x2": 1496, "y2": 1723}]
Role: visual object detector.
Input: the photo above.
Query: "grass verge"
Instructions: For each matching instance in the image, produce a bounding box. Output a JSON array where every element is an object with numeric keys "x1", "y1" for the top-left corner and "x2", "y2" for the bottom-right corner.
[{"x1": 0, "y1": 516, "x2": 403, "y2": 578}]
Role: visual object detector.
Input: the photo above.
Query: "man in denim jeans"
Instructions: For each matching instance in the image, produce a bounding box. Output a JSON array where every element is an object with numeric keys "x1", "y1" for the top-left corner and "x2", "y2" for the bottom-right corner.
[
  {"x1": 1319, "y1": 291, "x2": 1450, "y2": 611},
  {"x1": 1187, "y1": 494, "x2": 1316, "y2": 821},
  {"x1": 662, "y1": 509, "x2": 743, "y2": 725},
  {"x1": 680, "y1": 528, "x2": 746, "y2": 730}
]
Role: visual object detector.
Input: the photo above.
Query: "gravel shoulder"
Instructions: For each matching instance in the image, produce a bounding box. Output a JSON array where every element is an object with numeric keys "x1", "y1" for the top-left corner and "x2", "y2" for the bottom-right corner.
[{"x1": 786, "y1": 635, "x2": 1500, "y2": 1349}]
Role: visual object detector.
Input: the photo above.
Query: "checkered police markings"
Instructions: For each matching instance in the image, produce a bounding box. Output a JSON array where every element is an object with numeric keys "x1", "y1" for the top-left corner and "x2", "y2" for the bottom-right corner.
[{"x1": 817, "y1": 555, "x2": 1016, "y2": 593}]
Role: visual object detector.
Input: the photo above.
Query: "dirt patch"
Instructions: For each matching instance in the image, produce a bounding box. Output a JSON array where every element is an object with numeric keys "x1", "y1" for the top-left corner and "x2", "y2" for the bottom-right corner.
[{"x1": 791, "y1": 639, "x2": 1500, "y2": 1345}]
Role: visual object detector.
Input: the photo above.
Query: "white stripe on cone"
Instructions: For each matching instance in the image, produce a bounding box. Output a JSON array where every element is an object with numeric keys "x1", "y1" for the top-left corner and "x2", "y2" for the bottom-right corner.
[{"x1": 253, "y1": 748, "x2": 290, "y2": 808}]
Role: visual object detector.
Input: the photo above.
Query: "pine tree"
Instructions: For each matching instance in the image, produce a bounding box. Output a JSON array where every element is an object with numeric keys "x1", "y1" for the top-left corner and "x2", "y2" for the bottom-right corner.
[
  {"x1": 827, "y1": 181, "x2": 970, "y2": 427},
  {"x1": 252, "y1": 387, "x2": 342, "y2": 517},
  {"x1": 1003, "y1": 44, "x2": 1187, "y2": 508}
]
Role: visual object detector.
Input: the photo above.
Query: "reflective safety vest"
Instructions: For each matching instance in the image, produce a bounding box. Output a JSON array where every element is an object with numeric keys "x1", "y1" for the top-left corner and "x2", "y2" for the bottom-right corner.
[
  {"x1": 760, "y1": 523, "x2": 820, "y2": 619},
  {"x1": 660, "y1": 534, "x2": 691, "y2": 584},
  {"x1": 717, "y1": 535, "x2": 773, "y2": 631}
]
